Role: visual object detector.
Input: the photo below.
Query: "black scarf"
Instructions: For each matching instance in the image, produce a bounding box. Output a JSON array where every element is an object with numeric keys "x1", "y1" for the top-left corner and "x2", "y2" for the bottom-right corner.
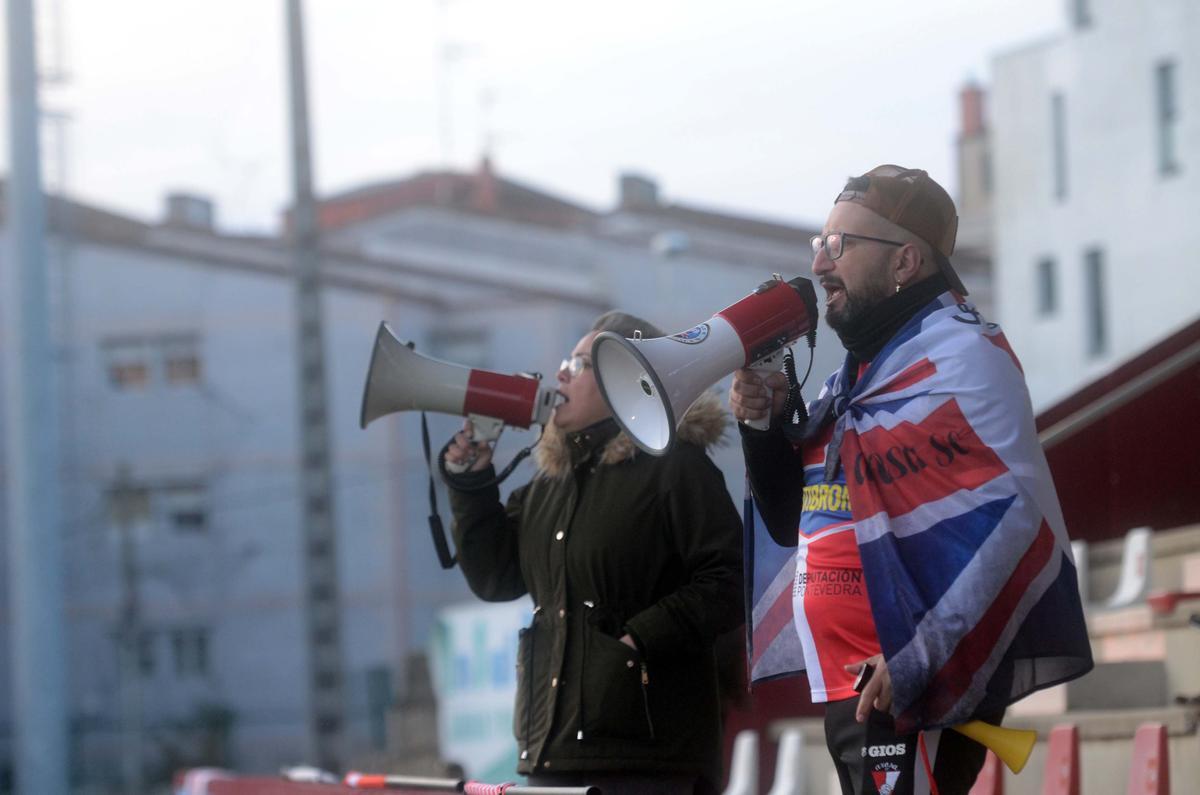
[
  {"x1": 807, "y1": 273, "x2": 952, "y2": 479},
  {"x1": 834, "y1": 272, "x2": 951, "y2": 364}
]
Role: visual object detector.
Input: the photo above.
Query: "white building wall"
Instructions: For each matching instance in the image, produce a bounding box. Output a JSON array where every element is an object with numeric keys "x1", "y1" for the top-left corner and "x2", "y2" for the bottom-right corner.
[{"x1": 991, "y1": 0, "x2": 1200, "y2": 408}]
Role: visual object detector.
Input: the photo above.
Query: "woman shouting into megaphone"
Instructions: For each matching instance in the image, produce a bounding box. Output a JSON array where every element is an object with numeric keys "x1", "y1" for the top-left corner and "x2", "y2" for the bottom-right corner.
[{"x1": 443, "y1": 310, "x2": 744, "y2": 795}]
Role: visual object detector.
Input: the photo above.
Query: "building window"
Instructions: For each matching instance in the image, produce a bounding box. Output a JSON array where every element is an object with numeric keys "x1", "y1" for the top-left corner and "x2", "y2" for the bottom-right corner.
[
  {"x1": 171, "y1": 627, "x2": 210, "y2": 676},
  {"x1": 1072, "y1": 0, "x2": 1092, "y2": 29},
  {"x1": 138, "y1": 631, "x2": 157, "y2": 676},
  {"x1": 1084, "y1": 248, "x2": 1107, "y2": 357},
  {"x1": 163, "y1": 336, "x2": 203, "y2": 384},
  {"x1": 1051, "y1": 93, "x2": 1068, "y2": 201},
  {"x1": 102, "y1": 333, "x2": 202, "y2": 390},
  {"x1": 104, "y1": 339, "x2": 152, "y2": 390},
  {"x1": 108, "y1": 475, "x2": 208, "y2": 534},
  {"x1": 1156, "y1": 60, "x2": 1180, "y2": 176},
  {"x1": 162, "y1": 484, "x2": 208, "y2": 532},
  {"x1": 1037, "y1": 258, "x2": 1058, "y2": 316},
  {"x1": 108, "y1": 480, "x2": 152, "y2": 527}
]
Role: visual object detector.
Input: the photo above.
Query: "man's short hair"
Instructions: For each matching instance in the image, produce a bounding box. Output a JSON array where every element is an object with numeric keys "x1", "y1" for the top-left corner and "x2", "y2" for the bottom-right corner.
[{"x1": 835, "y1": 164, "x2": 968, "y2": 296}]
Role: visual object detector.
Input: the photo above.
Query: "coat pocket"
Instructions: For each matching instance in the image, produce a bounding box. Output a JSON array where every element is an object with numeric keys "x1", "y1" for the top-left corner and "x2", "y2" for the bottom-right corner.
[
  {"x1": 513, "y1": 620, "x2": 536, "y2": 749},
  {"x1": 580, "y1": 625, "x2": 655, "y2": 742}
]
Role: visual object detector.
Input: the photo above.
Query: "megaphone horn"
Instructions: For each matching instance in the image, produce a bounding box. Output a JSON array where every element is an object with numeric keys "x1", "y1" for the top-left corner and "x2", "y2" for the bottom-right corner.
[
  {"x1": 359, "y1": 322, "x2": 558, "y2": 432},
  {"x1": 591, "y1": 276, "x2": 818, "y2": 456}
]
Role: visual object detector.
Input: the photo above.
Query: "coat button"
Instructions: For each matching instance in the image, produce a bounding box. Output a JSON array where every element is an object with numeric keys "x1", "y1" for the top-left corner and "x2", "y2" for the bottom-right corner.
[
  {"x1": 520, "y1": 750, "x2": 528, "y2": 760},
  {"x1": 558, "y1": 608, "x2": 566, "y2": 618},
  {"x1": 551, "y1": 677, "x2": 558, "y2": 687},
  {"x1": 555, "y1": 530, "x2": 564, "y2": 541},
  {"x1": 543, "y1": 761, "x2": 551, "y2": 769},
  {"x1": 626, "y1": 660, "x2": 634, "y2": 668}
]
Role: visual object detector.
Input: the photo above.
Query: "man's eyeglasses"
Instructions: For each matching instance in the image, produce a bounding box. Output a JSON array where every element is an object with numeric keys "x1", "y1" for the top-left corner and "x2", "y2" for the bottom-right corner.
[
  {"x1": 810, "y1": 232, "x2": 905, "y2": 262},
  {"x1": 559, "y1": 354, "x2": 592, "y2": 378}
]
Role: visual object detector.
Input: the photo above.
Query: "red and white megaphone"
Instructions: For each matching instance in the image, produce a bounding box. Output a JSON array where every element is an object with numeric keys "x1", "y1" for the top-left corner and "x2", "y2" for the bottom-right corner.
[
  {"x1": 360, "y1": 322, "x2": 559, "y2": 446},
  {"x1": 591, "y1": 276, "x2": 818, "y2": 456}
]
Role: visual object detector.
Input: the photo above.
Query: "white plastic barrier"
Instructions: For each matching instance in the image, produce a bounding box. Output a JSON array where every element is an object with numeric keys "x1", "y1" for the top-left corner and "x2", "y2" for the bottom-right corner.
[
  {"x1": 1071, "y1": 539, "x2": 1090, "y2": 604},
  {"x1": 722, "y1": 729, "x2": 760, "y2": 795},
  {"x1": 765, "y1": 729, "x2": 806, "y2": 795},
  {"x1": 1104, "y1": 526, "x2": 1152, "y2": 609}
]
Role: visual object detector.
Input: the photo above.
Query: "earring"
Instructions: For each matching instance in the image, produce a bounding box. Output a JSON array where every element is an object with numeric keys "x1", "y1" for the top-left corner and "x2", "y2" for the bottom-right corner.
[{"x1": 895, "y1": 282, "x2": 903, "y2": 294}]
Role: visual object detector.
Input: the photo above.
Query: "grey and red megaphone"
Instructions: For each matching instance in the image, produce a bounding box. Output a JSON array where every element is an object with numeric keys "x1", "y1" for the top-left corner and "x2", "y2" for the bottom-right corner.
[
  {"x1": 360, "y1": 322, "x2": 559, "y2": 447},
  {"x1": 361, "y1": 322, "x2": 560, "y2": 570},
  {"x1": 591, "y1": 276, "x2": 818, "y2": 456}
]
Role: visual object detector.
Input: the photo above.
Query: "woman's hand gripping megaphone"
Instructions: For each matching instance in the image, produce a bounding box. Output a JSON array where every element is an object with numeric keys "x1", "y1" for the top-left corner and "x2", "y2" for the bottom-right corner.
[{"x1": 444, "y1": 418, "x2": 500, "y2": 474}]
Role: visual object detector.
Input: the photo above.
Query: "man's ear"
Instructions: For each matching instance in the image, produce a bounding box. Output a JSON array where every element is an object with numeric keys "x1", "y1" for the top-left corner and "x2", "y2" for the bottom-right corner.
[{"x1": 893, "y1": 243, "x2": 925, "y2": 286}]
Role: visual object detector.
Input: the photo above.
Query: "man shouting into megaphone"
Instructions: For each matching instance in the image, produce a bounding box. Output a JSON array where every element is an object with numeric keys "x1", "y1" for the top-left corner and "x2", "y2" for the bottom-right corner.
[
  {"x1": 443, "y1": 310, "x2": 744, "y2": 795},
  {"x1": 730, "y1": 165, "x2": 1092, "y2": 795}
]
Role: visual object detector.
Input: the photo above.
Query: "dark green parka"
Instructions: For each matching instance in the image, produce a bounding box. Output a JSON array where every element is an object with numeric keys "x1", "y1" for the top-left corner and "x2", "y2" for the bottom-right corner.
[{"x1": 447, "y1": 392, "x2": 743, "y2": 788}]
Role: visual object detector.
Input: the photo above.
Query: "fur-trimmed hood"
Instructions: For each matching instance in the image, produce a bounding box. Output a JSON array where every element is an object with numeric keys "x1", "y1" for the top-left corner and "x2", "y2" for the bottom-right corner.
[{"x1": 534, "y1": 390, "x2": 729, "y2": 479}]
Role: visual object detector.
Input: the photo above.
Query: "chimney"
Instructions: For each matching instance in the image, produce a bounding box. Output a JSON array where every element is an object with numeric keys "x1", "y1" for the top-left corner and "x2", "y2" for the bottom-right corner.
[
  {"x1": 955, "y1": 81, "x2": 992, "y2": 253},
  {"x1": 163, "y1": 192, "x2": 215, "y2": 232},
  {"x1": 618, "y1": 172, "x2": 659, "y2": 211},
  {"x1": 959, "y1": 82, "x2": 986, "y2": 139},
  {"x1": 471, "y1": 155, "x2": 499, "y2": 214}
]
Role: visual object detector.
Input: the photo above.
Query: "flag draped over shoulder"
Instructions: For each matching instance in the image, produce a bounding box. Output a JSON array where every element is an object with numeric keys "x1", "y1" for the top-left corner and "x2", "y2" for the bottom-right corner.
[{"x1": 835, "y1": 293, "x2": 1092, "y2": 732}]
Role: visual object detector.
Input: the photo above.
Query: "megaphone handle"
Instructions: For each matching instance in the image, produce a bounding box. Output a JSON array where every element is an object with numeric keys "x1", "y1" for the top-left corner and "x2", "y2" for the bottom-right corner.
[
  {"x1": 468, "y1": 415, "x2": 505, "y2": 443},
  {"x1": 444, "y1": 415, "x2": 505, "y2": 474},
  {"x1": 741, "y1": 351, "x2": 785, "y2": 431}
]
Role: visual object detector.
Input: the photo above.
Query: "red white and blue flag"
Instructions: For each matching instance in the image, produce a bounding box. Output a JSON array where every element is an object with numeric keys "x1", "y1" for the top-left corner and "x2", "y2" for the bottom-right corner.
[
  {"x1": 747, "y1": 293, "x2": 1093, "y2": 732},
  {"x1": 744, "y1": 491, "x2": 804, "y2": 683}
]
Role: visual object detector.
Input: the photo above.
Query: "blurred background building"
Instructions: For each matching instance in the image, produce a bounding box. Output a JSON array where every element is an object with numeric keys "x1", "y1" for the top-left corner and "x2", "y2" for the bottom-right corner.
[
  {"x1": 989, "y1": 0, "x2": 1199, "y2": 410},
  {"x1": 0, "y1": 160, "x2": 832, "y2": 789}
]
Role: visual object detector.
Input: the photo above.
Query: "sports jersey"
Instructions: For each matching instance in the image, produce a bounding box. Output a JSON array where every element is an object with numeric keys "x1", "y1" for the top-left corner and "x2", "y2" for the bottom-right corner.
[{"x1": 793, "y1": 419, "x2": 881, "y2": 703}]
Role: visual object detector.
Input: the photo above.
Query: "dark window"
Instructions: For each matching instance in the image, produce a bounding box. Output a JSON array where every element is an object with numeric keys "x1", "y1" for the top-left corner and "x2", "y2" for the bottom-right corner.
[
  {"x1": 1037, "y1": 258, "x2": 1058, "y2": 316},
  {"x1": 163, "y1": 484, "x2": 208, "y2": 533},
  {"x1": 1156, "y1": 61, "x2": 1180, "y2": 176},
  {"x1": 1052, "y1": 93, "x2": 1068, "y2": 201},
  {"x1": 138, "y1": 631, "x2": 156, "y2": 675},
  {"x1": 109, "y1": 482, "x2": 151, "y2": 527},
  {"x1": 171, "y1": 627, "x2": 210, "y2": 676},
  {"x1": 1084, "y1": 248, "x2": 1108, "y2": 357}
]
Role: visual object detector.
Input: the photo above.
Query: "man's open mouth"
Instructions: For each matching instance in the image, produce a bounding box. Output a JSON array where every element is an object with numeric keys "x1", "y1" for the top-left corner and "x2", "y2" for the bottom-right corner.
[{"x1": 821, "y1": 281, "x2": 845, "y2": 306}]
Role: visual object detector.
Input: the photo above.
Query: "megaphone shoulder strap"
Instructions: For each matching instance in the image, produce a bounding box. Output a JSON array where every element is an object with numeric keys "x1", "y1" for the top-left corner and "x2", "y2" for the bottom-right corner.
[
  {"x1": 422, "y1": 414, "x2": 545, "y2": 565},
  {"x1": 421, "y1": 412, "x2": 458, "y2": 570}
]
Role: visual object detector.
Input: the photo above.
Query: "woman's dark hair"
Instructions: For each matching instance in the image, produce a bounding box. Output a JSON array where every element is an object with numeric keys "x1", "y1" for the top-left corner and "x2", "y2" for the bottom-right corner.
[{"x1": 590, "y1": 310, "x2": 664, "y2": 340}]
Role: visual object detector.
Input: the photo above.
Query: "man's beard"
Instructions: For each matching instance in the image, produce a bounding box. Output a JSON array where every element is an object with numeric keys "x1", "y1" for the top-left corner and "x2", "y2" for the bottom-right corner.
[{"x1": 825, "y1": 272, "x2": 893, "y2": 334}]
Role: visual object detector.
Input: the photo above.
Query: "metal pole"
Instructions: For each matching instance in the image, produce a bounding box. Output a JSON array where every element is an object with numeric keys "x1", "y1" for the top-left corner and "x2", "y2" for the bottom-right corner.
[
  {"x1": 3, "y1": 1, "x2": 70, "y2": 793},
  {"x1": 284, "y1": 0, "x2": 346, "y2": 769},
  {"x1": 113, "y1": 466, "x2": 144, "y2": 795}
]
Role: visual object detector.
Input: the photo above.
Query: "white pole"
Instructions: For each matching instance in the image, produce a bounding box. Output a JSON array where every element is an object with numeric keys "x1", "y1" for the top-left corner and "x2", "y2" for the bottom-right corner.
[{"x1": 3, "y1": 0, "x2": 70, "y2": 793}]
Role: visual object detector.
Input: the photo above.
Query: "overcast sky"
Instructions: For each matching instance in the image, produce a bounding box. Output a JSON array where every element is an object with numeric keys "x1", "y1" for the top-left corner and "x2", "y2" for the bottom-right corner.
[{"x1": 2, "y1": 0, "x2": 1064, "y2": 234}]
